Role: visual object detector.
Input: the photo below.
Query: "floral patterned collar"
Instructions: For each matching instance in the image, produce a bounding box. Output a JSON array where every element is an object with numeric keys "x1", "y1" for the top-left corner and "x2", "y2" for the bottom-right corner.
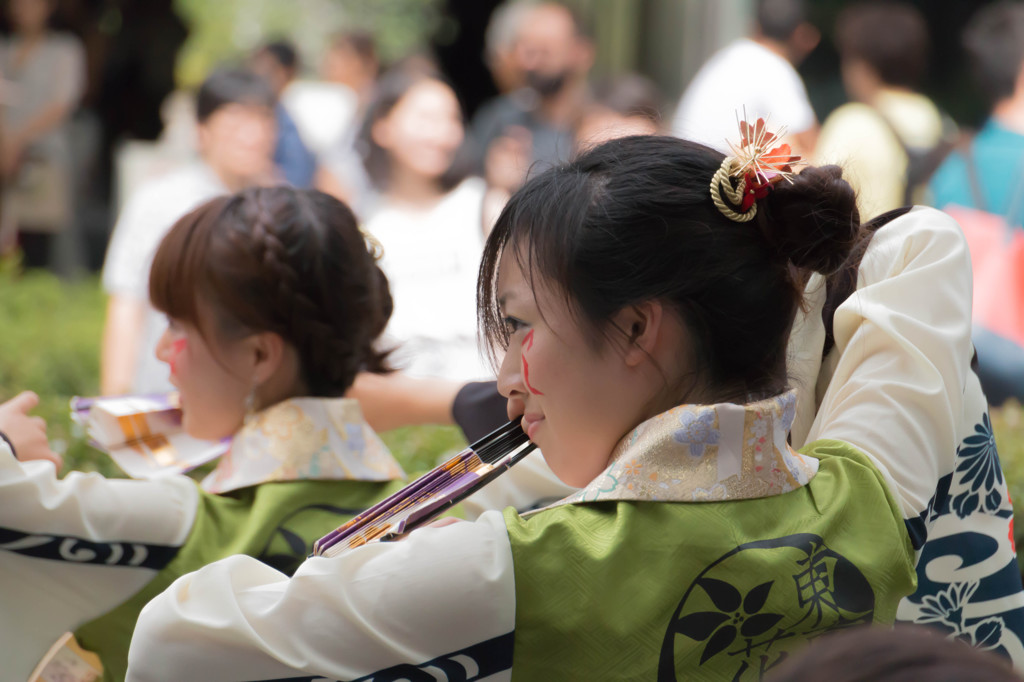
[
  {"x1": 201, "y1": 397, "x2": 405, "y2": 494},
  {"x1": 554, "y1": 390, "x2": 817, "y2": 507}
]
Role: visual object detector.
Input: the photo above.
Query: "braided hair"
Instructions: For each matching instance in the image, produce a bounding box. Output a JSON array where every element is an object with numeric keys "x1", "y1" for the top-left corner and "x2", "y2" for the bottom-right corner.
[{"x1": 150, "y1": 186, "x2": 392, "y2": 397}]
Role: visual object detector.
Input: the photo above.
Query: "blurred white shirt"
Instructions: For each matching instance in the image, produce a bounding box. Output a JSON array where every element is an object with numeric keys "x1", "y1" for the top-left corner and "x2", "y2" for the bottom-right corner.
[
  {"x1": 101, "y1": 163, "x2": 226, "y2": 395},
  {"x1": 280, "y1": 80, "x2": 358, "y2": 156},
  {"x1": 672, "y1": 39, "x2": 815, "y2": 152},
  {"x1": 363, "y1": 177, "x2": 492, "y2": 382}
]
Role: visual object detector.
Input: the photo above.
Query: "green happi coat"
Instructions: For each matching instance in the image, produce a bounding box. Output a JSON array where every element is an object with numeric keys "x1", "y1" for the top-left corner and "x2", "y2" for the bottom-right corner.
[
  {"x1": 504, "y1": 393, "x2": 915, "y2": 681},
  {"x1": 74, "y1": 397, "x2": 407, "y2": 682}
]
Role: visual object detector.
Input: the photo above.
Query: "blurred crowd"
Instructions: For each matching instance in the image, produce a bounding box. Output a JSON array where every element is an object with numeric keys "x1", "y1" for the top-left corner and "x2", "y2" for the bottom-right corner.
[{"x1": 4, "y1": 0, "x2": 1024, "y2": 406}]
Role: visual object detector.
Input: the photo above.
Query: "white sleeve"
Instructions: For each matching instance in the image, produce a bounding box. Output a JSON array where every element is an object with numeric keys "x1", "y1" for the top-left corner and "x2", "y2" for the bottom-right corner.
[
  {"x1": 805, "y1": 207, "x2": 973, "y2": 518},
  {"x1": 461, "y1": 449, "x2": 577, "y2": 520},
  {"x1": 127, "y1": 511, "x2": 516, "y2": 682},
  {"x1": 0, "y1": 443, "x2": 198, "y2": 681},
  {"x1": 787, "y1": 273, "x2": 827, "y2": 449}
]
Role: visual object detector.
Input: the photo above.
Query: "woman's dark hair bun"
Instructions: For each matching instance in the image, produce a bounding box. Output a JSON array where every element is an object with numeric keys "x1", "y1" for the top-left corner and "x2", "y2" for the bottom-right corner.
[
  {"x1": 362, "y1": 263, "x2": 394, "y2": 374},
  {"x1": 369, "y1": 263, "x2": 394, "y2": 339},
  {"x1": 761, "y1": 164, "x2": 861, "y2": 275}
]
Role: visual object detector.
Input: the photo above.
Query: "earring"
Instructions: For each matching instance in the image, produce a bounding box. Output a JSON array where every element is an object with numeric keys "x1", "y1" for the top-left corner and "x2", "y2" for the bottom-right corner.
[{"x1": 243, "y1": 381, "x2": 259, "y2": 426}]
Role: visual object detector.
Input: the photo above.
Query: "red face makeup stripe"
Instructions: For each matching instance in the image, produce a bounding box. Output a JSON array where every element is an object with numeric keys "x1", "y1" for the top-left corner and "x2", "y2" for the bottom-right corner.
[
  {"x1": 521, "y1": 330, "x2": 544, "y2": 396},
  {"x1": 169, "y1": 338, "x2": 187, "y2": 376}
]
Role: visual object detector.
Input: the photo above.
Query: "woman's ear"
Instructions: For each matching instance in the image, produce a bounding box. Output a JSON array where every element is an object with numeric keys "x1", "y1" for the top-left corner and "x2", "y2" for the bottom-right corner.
[
  {"x1": 614, "y1": 301, "x2": 664, "y2": 368},
  {"x1": 248, "y1": 331, "x2": 287, "y2": 386}
]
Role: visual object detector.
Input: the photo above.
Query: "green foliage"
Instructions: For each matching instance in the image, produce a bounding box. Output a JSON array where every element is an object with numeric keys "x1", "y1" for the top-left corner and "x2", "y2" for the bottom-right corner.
[
  {"x1": 172, "y1": 0, "x2": 444, "y2": 87},
  {"x1": 0, "y1": 263, "x2": 120, "y2": 476},
  {"x1": 991, "y1": 402, "x2": 1024, "y2": 570}
]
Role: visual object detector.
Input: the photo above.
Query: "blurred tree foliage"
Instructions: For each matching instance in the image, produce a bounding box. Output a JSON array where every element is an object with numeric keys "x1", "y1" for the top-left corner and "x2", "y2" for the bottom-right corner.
[{"x1": 173, "y1": 0, "x2": 444, "y2": 87}]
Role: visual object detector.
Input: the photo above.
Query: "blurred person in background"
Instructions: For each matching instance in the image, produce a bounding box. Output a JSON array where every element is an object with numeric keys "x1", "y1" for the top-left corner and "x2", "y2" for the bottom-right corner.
[
  {"x1": 484, "y1": 72, "x2": 666, "y2": 235},
  {"x1": 249, "y1": 41, "x2": 319, "y2": 189},
  {"x1": 100, "y1": 68, "x2": 277, "y2": 397},
  {"x1": 814, "y1": 1, "x2": 954, "y2": 221},
  {"x1": 322, "y1": 30, "x2": 379, "y2": 114},
  {"x1": 0, "y1": 0, "x2": 85, "y2": 270},
  {"x1": 931, "y1": 2, "x2": 1024, "y2": 221},
  {"x1": 358, "y1": 65, "x2": 490, "y2": 383},
  {"x1": 257, "y1": 35, "x2": 368, "y2": 168},
  {"x1": 575, "y1": 73, "x2": 663, "y2": 151},
  {"x1": 930, "y1": 1, "x2": 1024, "y2": 406},
  {"x1": 469, "y1": 1, "x2": 594, "y2": 205},
  {"x1": 671, "y1": 0, "x2": 819, "y2": 156},
  {"x1": 318, "y1": 30, "x2": 381, "y2": 215},
  {"x1": 474, "y1": 0, "x2": 530, "y2": 119},
  {"x1": 482, "y1": 0, "x2": 530, "y2": 96},
  {"x1": 117, "y1": 89, "x2": 201, "y2": 190},
  {"x1": 933, "y1": 1, "x2": 1024, "y2": 219}
]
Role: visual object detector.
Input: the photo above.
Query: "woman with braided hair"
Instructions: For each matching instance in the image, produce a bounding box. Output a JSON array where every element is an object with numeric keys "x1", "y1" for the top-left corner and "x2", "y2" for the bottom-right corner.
[
  {"x1": 0, "y1": 186, "x2": 410, "y2": 681},
  {"x1": 127, "y1": 133, "x2": 922, "y2": 681},
  {"x1": 357, "y1": 64, "x2": 492, "y2": 383}
]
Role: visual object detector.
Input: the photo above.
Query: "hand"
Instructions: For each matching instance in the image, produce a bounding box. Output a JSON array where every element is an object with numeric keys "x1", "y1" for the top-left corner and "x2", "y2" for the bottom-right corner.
[{"x1": 0, "y1": 391, "x2": 62, "y2": 470}]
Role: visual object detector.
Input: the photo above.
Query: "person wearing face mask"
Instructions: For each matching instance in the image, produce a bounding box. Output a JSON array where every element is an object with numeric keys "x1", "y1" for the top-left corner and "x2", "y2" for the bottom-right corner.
[
  {"x1": 100, "y1": 68, "x2": 279, "y2": 398},
  {"x1": 357, "y1": 65, "x2": 492, "y2": 383},
  {"x1": 469, "y1": 2, "x2": 595, "y2": 200},
  {"x1": 1, "y1": 187, "x2": 410, "y2": 681}
]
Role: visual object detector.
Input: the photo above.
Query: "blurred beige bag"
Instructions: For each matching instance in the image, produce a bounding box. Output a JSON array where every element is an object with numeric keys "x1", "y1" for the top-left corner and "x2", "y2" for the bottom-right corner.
[{"x1": 7, "y1": 151, "x2": 70, "y2": 233}]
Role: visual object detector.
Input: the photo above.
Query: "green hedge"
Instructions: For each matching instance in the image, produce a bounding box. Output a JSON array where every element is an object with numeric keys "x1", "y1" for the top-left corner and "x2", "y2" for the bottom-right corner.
[
  {"x1": 992, "y1": 404, "x2": 1024, "y2": 572},
  {"x1": 0, "y1": 262, "x2": 116, "y2": 475}
]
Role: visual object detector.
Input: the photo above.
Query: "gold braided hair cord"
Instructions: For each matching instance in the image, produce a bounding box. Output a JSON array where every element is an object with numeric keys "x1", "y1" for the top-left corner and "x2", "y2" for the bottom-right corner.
[
  {"x1": 710, "y1": 157, "x2": 758, "y2": 223},
  {"x1": 710, "y1": 114, "x2": 801, "y2": 223},
  {"x1": 363, "y1": 230, "x2": 386, "y2": 261}
]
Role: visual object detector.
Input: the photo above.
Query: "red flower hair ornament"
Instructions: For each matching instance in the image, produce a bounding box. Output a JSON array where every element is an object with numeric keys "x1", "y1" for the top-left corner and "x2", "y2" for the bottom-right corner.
[{"x1": 709, "y1": 115, "x2": 801, "y2": 222}]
